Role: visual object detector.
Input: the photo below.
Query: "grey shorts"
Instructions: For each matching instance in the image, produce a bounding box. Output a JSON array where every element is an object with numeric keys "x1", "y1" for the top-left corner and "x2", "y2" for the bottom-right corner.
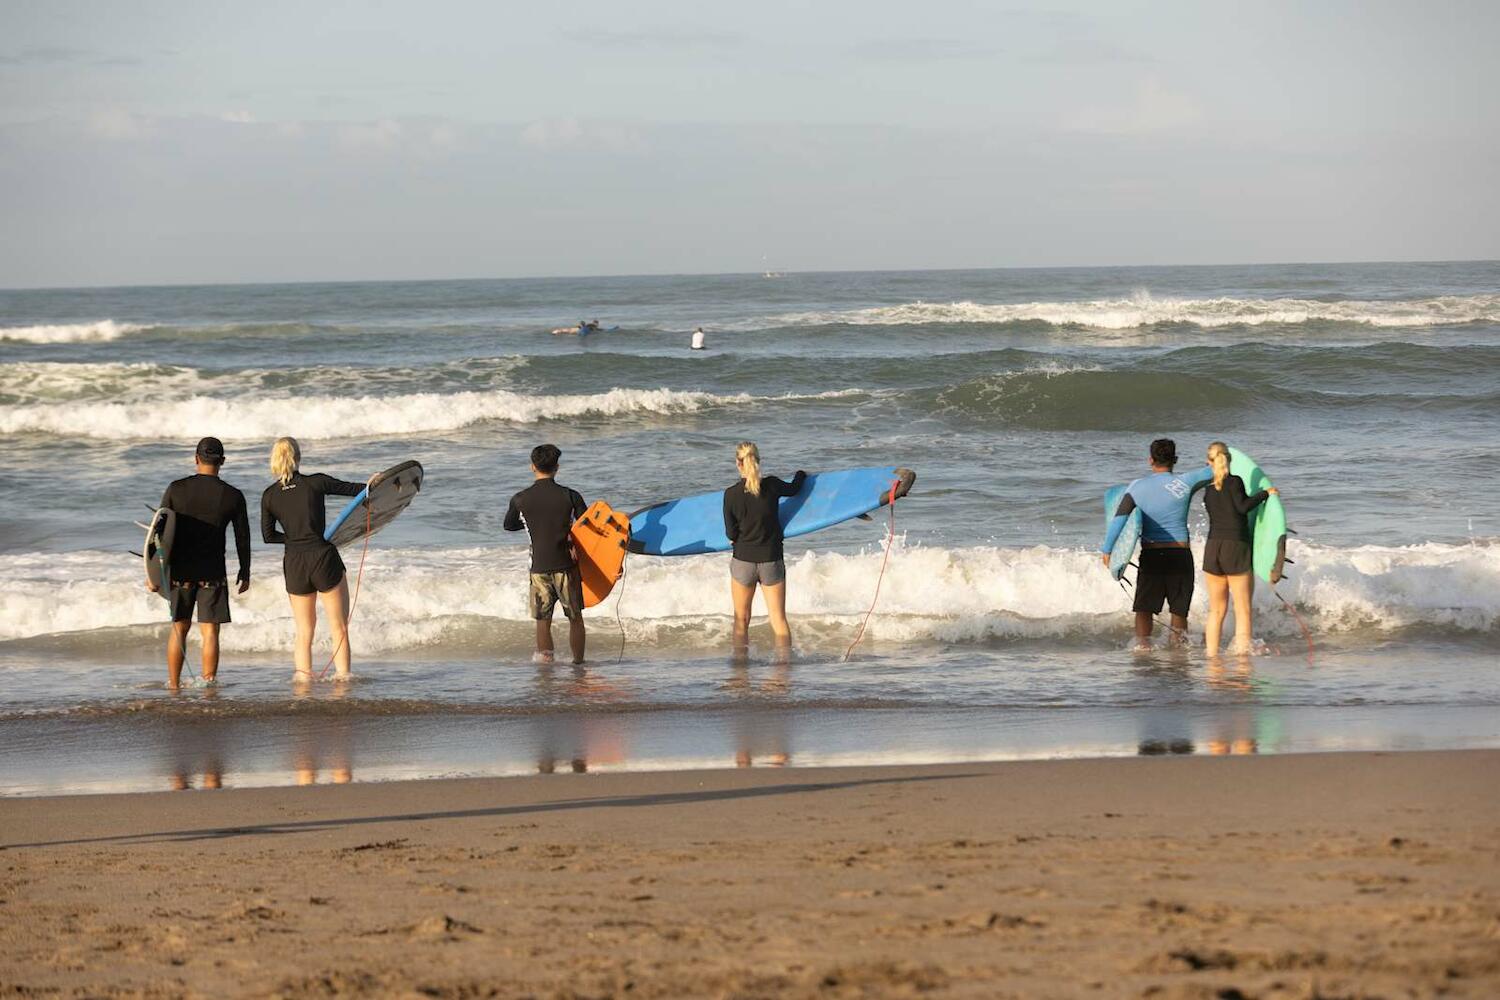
[
  {"x1": 730, "y1": 558, "x2": 786, "y2": 587},
  {"x1": 529, "y1": 568, "x2": 583, "y2": 621}
]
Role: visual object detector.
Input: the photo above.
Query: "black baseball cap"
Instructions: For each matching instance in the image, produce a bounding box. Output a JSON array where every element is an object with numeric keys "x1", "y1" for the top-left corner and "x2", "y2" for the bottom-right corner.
[{"x1": 196, "y1": 436, "x2": 226, "y2": 462}]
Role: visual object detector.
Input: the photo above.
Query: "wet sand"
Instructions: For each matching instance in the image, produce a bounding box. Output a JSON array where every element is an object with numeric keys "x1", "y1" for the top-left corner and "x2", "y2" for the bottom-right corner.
[{"x1": 2, "y1": 750, "x2": 1498, "y2": 998}]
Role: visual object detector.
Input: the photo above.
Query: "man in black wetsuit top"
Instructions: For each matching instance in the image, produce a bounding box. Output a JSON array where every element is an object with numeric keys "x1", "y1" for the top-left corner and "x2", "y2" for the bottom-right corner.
[
  {"x1": 503, "y1": 443, "x2": 588, "y2": 664},
  {"x1": 155, "y1": 436, "x2": 250, "y2": 689}
]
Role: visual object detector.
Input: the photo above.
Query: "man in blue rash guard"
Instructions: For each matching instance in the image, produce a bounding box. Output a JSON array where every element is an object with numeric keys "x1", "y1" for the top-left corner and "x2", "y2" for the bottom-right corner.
[{"x1": 1100, "y1": 438, "x2": 1214, "y2": 646}]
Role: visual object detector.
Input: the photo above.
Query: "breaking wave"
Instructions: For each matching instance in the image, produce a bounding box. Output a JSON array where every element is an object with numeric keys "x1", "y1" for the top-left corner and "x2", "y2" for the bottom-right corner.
[
  {"x1": 0, "y1": 320, "x2": 147, "y2": 343},
  {"x1": 4, "y1": 539, "x2": 1496, "y2": 656},
  {"x1": 768, "y1": 293, "x2": 1500, "y2": 331}
]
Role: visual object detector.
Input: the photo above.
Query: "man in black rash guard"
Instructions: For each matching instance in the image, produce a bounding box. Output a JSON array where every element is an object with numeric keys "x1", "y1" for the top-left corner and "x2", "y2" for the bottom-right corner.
[
  {"x1": 504, "y1": 443, "x2": 588, "y2": 664},
  {"x1": 155, "y1": 436, "x2": 250, "y2": 690}
]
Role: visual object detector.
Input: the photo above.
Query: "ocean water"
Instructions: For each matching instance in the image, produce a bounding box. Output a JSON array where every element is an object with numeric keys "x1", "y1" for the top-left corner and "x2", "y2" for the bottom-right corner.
[{"x1": 2, "y1": 261, "x2": 1498, "y2": 794}]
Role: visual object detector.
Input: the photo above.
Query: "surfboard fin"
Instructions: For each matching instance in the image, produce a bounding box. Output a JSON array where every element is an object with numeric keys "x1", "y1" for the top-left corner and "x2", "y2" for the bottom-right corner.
[
  {"x1": 128, "y1": 551, "x2": 142, "y2": 558},
  {"x1": 134, "y1": 521, "x2": 152, "y2": 531},
  {"x1": 856, "y1": 513, "x2": 872, "y2": 521}
]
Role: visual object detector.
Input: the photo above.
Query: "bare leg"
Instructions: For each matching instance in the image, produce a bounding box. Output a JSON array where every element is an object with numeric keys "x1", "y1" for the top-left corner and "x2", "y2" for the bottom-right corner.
[
  {"x1": 198, "y1": 622, "x2": 220, "y2": 682},
  {"x1": 289, "y1": 591, "x2": 317, "y2": 679},
  {"x1": 568, "y1": 617, "x2": 585, "y2": 665},
  {"x1": 762, "y1": 581, "x2": 791, "y2": 646},
  {"x1": 167, "y1": 620, "x2": 190, "y2": 690},
  {"x1": 319, "y1": 575, "x2": 352, "y2": 679},
  {"x1": 535, "y1": 619, "x2": 555, "y2": 660},
  {"x1": 1169, "y1": 613, "x2": 1189, "y2": 646},
  {"x1": 1203, "y1": 572, "x2": 1229, "y2": 656},
  {"x1": 730, "y1": 577, "x2": 756, "y2": 649},
  {"x1": 1133, "y1": 611, "x2": 1154, "y2": 645},
  {"x1": 1227, "y1": 572, "x2": 1255, "y2": 653}
]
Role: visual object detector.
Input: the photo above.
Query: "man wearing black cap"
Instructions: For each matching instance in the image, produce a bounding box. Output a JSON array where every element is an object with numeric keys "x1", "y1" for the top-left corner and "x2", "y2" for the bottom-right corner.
[{"x1": 154, "y1": 437, "x2": 251, "y2": 689}]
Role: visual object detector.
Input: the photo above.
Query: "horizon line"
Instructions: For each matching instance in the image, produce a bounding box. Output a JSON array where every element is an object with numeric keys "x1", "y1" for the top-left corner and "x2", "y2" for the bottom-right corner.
[{"x1": 3, "y1": 255, "x2": 1496, "y2": 295}]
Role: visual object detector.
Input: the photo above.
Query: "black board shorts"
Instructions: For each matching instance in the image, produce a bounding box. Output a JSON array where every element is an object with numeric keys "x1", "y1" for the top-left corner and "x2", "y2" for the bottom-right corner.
[
  {"x1": 170, "y1": 580, "x2": 231, "y2": 624},
  {"x1": 1134, "y1": 547, "x2": 1194, "y2": 617},
  {"x1": 1202, "y1": 538, "x2": 1253, "y2": 577},
  {"x1": 282, "y1": 543, "x2": 347, "y2": 596}
]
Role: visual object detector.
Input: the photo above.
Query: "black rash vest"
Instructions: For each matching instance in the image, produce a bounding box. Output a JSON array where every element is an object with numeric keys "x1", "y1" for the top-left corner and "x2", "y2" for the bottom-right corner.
[
  {"x1": 1201, "y1": 474, "x2": 1269, "y2": 541},
  {"x1": 161, "y1": 473, "x2": 251, "y2": 583},
  {"x1": 261, "y1": 472, "x2": 363, "y2": 548},
  {"x1": 723, "y1": 471, "x2": 806, "y2": 563},
  {"x1": 504, "y1": 478, "x2": 587, "y2": 573}
]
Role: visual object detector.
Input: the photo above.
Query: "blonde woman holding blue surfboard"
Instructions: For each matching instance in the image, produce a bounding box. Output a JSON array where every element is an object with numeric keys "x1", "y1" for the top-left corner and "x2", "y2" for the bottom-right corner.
[
  {"x1": 723, "y1": 441, "x2": 806, "y2": 651},
  {"x1": 1201, "y1": 441, "x2": 1279, "y2": 656}
]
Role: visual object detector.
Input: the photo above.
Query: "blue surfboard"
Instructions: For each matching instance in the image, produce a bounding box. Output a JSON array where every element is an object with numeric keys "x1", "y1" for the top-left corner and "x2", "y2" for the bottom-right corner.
[
  {"x1": 627, "y1": 466, "x2": 916, "y2": 556},
  {"x1": 1103, "y1": 484, "x2": 1142, "y2": 581},
  {"x1": 325, "y1": 460, "x2": 424, "y2": 547}
]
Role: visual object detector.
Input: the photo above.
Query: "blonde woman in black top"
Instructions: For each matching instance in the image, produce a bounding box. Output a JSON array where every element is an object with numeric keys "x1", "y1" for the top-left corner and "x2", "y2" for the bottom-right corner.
[
  {"x1": 722, "y1": 441, "x2": 806, "y2": 650},
  {"x1": 1201, "y1": 441, "x2": 1279, "y2": 655}
]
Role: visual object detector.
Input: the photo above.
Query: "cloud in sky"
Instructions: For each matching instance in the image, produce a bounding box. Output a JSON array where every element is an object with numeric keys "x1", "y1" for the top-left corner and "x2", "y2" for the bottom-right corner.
[
  {"x1": 1065, "y1": 78, "x2": 1203, "y2": 135},
  {"x1": 558, "y1": 27, "x2": 744, "y2": 50}
]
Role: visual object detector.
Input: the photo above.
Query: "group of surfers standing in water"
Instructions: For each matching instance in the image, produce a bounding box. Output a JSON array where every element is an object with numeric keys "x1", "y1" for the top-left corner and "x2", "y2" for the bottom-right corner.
[{"x1": 150, "y1": 434, "x2": 1277, "y2": 690}]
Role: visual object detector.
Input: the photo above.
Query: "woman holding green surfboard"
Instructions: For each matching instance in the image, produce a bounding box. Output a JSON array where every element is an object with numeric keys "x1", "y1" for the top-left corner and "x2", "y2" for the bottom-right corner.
[{"x1": 1201, "y1": 441, "x2": 1279, "y2": 656}]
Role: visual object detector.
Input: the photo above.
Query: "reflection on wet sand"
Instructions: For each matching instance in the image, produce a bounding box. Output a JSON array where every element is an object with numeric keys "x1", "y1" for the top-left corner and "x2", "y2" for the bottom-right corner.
[
  {"x1": 1136, "y1": 653, "x2": 1268, "y2": 757},
  {"x1": 292, "y1": 719, "x2": 354, "y2": 786},
  {"x1": 531, "y1": 664, "x2": 630, "y2": 774},
  {"x1": 729, "y1": 647, "x2": 792, "y2": 767}
]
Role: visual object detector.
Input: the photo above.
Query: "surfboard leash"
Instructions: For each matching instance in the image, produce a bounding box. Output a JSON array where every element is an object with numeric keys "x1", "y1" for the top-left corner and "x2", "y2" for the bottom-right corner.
[
  {"x1": 843, "y1": 482, "x2": 899, "y2": 662},
  {"x1": 1273, "y1": 587, "x2": 1315, "y2": 663},
  {"x1": 614, "y1": 555, "x2": 629, "y2": 664},
  {"x1": 317, "y1": 500, "x2": 373, "y2": 681}
]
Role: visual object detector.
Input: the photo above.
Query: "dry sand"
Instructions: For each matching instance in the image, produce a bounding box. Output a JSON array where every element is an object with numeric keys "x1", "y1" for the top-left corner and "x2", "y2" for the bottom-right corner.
[{"x1": 2, "y1": 750, "x2": 1497, "y2": 999}]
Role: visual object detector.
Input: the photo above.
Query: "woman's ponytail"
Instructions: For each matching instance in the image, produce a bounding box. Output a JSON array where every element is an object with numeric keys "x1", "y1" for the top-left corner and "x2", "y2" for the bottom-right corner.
[
  {"x1": 736, "y1": 441, "x2": 762, "y2": 497},
  {"x1": 1207, "y1": 440, "x2": 1230, "y2": 491}
]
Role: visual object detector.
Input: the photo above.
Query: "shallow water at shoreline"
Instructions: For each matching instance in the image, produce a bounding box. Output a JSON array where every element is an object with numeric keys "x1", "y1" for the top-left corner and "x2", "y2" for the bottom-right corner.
[{"x1": 2, "y1": 261, "x2": 1498, "y2": 790}]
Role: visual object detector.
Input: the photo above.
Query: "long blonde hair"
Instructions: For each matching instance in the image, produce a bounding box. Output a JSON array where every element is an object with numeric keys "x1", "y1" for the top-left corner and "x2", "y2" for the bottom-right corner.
[
  {"x1": 1207, "y1": 441, "x2": 1230, "y2": 491},
  {"x1": 270, "y1": 436, "x2": 301, "y2": 486},
  {"x1": 736, "y1": 441, "x2": 762, "y2": 496}
]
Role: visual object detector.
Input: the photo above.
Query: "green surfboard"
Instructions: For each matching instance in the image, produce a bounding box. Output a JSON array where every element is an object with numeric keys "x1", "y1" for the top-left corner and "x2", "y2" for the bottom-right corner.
[{"x1": 1227, "y1": 447, "x2": 1287, "y2": 584}]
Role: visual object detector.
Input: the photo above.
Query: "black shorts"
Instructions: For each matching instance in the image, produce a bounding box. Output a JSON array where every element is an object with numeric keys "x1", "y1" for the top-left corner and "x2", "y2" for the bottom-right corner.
[
  {"x1": 1134, "y1": 547, "x2": 1194, "y2": 617},
  {"x1": 170, "y1": 580, "x2": 231, "y2": 624},
  {"x1": 1202, "y1": 538, "x2": 1253, "y2": 577},
  {"x1": 283, "y1": 544, "x2": 347, "y2": 596}
]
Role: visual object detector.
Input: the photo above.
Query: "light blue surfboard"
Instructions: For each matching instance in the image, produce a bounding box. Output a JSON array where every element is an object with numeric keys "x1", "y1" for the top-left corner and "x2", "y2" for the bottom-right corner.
[
  {"x1": 627, "y1": 466, "x2": 916, "y2": 557},
  {"x1": 1103, "y1": 484, "x2": 1142, "y2": 581}
]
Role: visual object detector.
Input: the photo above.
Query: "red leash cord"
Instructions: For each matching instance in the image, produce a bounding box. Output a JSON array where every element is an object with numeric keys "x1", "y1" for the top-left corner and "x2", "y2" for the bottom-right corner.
[
  {"x1": 317, "y1": 500, "x2": 373, "y2": 681},
  {"x1": 843, "y1": 482, "x2": 898, "y2": 661}
]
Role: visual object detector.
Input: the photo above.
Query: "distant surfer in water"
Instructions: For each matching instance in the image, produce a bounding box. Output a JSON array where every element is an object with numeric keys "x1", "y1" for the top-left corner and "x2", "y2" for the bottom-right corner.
[
  {"x1": 550, "y1": 320, "x2": 603, "y2": 336},
  {"x1": 691, "y1": 327, "x2": 706, "y2": 350},
  {"x1": 1101, "y1": 438, "x2": 1213, "y2": 647},
  {"x1": 723, "y1": 441, "x2": 806, "y2": 653},
  {"x1": 1201, "y1": 441, "x2": 1279, "y2": 656},
  {"x1": 154, "y1": 436, "x2": 251, "y2": 690},
  {"x1": 260, "y1": 437, "x2": 370, "y2": 682},
  {"x1": 504, "y1": 443, "x2": 588, "y2": 664}
]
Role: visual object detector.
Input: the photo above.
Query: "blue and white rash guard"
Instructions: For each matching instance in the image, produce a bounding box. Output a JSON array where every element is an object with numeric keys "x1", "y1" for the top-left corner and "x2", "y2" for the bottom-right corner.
[{"x1": 1100, "y1": 467, "x2": 1214, "y2": 552}]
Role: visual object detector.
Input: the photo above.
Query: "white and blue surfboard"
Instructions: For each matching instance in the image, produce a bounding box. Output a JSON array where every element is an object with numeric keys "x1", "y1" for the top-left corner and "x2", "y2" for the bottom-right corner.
[
  {"x1": 325, "y1": 460, "x2": 424, "y2": 548},
  {"x1": 627, "y1": 466, "x2": 916, "y2": 557},
  {"x1": 1103, "y1": 484, "x2": 1142, "y2": 581}
]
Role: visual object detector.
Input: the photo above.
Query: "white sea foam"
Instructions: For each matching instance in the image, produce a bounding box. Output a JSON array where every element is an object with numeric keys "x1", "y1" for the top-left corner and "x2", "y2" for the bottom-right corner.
[
  {"x1": 0, "y1": 386, "x2": 744, "y2": 441},
  {"x1": 0, "y1": 320, "x2": 147, "y2": 343},
  {"x1": 4, "y1": 539, "x2": 1495, "y2": 654},
  {"x1": 764, "y1": 293, "x2": 1500, "y2": 331}
]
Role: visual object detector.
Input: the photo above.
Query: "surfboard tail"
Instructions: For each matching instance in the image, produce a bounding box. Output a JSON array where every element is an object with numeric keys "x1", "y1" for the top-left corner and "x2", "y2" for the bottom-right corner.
[{"x1": 881, "y1": 468, "x2": 916, "y2": 505}]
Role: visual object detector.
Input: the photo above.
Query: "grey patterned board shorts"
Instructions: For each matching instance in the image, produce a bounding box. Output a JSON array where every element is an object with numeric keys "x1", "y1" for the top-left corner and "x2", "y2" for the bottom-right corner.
[
  {"x1": 529, "y1": 568, "x2": 584, "y2": 621},
  {"x1": 730, "y1": 558, "x2": 787, "y2": 587}
]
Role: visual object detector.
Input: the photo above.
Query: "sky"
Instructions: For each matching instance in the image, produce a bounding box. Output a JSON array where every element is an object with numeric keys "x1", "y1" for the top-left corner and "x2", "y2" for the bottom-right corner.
[{"x1": 1, "y1": 0, "x2": 1497, "y2": 287}]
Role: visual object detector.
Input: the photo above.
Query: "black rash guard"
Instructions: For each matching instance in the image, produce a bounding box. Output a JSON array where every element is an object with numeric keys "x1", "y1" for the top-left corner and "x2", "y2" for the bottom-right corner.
[
  {"x1": 1202, "y1": 474, "x2": 1269, "y2": 541},
  {"x1": 504, "y1": 478, "x2": 587, "y2": 573},
  {"x1": 161, "y1": 473, "x2": 251, "y2": 583},
  {"x1": 723, "y1": 471, "x2": 807, "y2": 563},
  {"x1": 260, "y1": 472, "x2": 363, "y2": 547}
]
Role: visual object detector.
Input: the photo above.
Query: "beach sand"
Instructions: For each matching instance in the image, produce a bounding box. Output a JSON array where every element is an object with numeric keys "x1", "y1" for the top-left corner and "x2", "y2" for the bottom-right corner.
[{"x1": 2, "y1": 751, "x2": 1497, "y2": 998}]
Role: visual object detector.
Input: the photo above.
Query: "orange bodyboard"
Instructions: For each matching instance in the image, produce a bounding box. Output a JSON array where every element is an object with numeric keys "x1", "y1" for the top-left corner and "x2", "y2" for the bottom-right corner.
[{"x1": 571, "y1": 501, "x2": 631, "y2": 608}]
